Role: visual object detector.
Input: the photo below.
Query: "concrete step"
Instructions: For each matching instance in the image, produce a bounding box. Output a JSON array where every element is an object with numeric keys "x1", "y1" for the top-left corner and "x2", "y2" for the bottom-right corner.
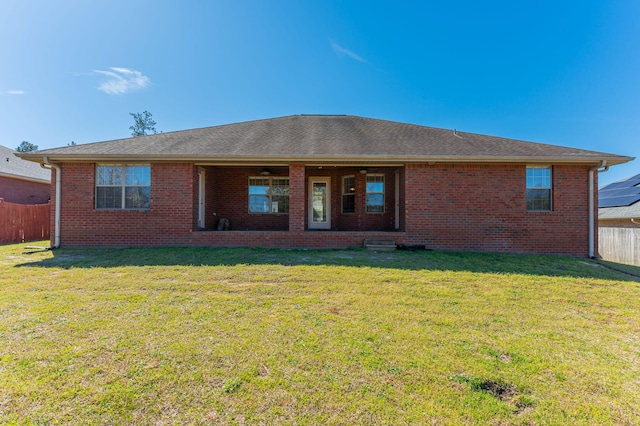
[{"x1": 363, "y1": 239, "x2": 397, "y2": 250}]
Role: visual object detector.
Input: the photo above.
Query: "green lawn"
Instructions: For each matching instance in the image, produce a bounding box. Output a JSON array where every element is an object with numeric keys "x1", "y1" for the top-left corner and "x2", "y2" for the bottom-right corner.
[{"x1": 1, "y1": 242, "x2": 639, "y2": 425}]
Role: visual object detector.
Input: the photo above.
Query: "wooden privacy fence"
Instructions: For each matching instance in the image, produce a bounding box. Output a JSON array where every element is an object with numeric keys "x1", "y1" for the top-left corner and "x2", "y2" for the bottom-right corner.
[
  {"x1": 599, "y1": 226, "x2": 640, "y2": 267},
  {"x1": 0, "y1": 198, "x2": 50, "y2": 244}
]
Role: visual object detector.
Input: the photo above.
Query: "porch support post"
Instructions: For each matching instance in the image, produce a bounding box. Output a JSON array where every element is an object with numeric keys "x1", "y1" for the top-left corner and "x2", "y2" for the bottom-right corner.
[{"x1": 288, "y1": 163, "x2": 305, "y2": 232}]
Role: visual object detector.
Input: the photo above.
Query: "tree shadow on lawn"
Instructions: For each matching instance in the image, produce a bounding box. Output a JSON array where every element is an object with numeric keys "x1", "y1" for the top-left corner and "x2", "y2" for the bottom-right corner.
[{"x1": 15, "y1": 245, "x2": 640, "y2": 281}]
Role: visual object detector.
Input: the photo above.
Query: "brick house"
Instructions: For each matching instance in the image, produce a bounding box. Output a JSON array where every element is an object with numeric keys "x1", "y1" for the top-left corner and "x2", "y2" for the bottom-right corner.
[
  {"x1": 0, "y1": 145, "x2": 50, "y2": 204},
  {"x1": 18, "y1": 115, "x2": 632, "y2": 256}
]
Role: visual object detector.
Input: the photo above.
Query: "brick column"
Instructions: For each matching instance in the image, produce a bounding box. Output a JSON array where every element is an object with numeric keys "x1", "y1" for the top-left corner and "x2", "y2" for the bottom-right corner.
[
  {"x1": 288, "y1": 164, "x2": 305, "y2": 232},
  {"x1": 403, "y1": 164, "x2": 424, "y2": 245}
]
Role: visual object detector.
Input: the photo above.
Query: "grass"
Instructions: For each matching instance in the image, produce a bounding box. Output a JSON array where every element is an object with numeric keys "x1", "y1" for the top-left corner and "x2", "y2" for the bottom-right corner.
[{"x1": 1, "y1": 242, "x2": 639, "y2": 425}]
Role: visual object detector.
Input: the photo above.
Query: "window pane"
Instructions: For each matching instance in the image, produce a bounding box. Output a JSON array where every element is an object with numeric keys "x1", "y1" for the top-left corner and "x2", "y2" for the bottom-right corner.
[
  {"x1": 366, "y1": 182, "x2": 383, "y2": 193},
  {"x1": 97, "y1": 165, "x2": 122, "y2": 185},
  {"x1": 249, "y1": 195, "x2": 270, "y2": 212},
  {"x1": 343, "y1": 176, "x2": 355, "y2": 194},
  {"x1": 366, "y1": 175, "x2": 384, "y2": 212},
  {"x1": 526, "y1": 189, "x2": 551, "y2": 211},
  {"x1": 541, "y1": 172, "x2": 550, "y2": 188},
  {"x1": 342, "y1": 176, "x2": 356, "y2": 213},
  {"x1": 366, "y1": 194, "x2": 384, "y2": 213},
  {"x1": 526, "y1": 167, "x2": 551, "y2": 210},
  {"x1": 125, "y1": 187, "x2": 150, "y2": 209},
  {"x1": 526, "y1": 168, "x2": 550, "y2": 188},
  {"x1": 96, "y1": 164, "x2": 150, "y2": 210},
  {"x1": 272, "y1": 195, "x2": 289, "y2": 213},
  {"x1": 248, "y1": 177, "x2": 289, "y2": 213},
  {"x1": 342, "y1": 194, "x2": 355, "y2": 213},
  {"x1": 366, "y1": 175, "x2": 384, "y2": 192},
  {"x1": 126, "y1": 166, "x2": 150, "y2": 186},
  {"x1": 249, "y1": 178, "x2": 269, "y2": 195},
  {"x1": 96, "y1": 187, "x2": 122, "y2": 208},
  {"x1": 271, "y1": 179, "x2": 289, "y2": 196}
]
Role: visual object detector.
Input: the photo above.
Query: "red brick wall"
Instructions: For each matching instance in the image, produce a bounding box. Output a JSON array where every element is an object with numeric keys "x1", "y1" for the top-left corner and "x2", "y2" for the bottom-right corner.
[
  {"x1": 289, "y1": 164, "x2": 305, "y2": 232},
  {"x1": 53, "y1": 161, "x2": 595, "y2": 255},
  {"x1": 56, "y1": 162, "x2": 196, "y2": 247},
  {"x1": 404, "y1": 163, "x2": 592, "y2": 256},
  {"x1": 192, "y1": 230, "x2": 405, "y2": 249},
  {"x1": 0, "y1": 175, "x2": 50, "y2": 204}
]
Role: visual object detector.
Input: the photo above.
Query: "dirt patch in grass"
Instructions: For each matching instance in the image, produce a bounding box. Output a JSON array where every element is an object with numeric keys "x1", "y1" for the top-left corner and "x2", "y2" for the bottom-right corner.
[
  {"x1": 479, "y1": 380, "x2": 518, "y2": 401},
  {"x1": 499, "y1": 353, "x2": 512, "y2": 363},
  {"x1": 450, "y1": 374, "x2": 535, "y2": 412}
]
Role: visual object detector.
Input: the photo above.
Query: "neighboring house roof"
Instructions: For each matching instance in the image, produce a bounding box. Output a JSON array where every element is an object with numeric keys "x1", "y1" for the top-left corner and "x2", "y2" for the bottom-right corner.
[
  {"x1": 17, "y1": 115, "x2": 633, "y2": 166},
  {"x1": 599, "y1": 203, "x2": 640, "y2": 220},
  {"x1": 0, "y1": 145, "x2": 50, "y2": 183},
  {"x1": 599, "y1": 173, "x2": 640, "y2": 220}
]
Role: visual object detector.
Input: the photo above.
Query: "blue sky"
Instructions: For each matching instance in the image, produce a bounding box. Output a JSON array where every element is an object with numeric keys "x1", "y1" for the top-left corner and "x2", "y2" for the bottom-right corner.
[{"x1": 1, "y1": 0, "x2": 638, "y2": 186}]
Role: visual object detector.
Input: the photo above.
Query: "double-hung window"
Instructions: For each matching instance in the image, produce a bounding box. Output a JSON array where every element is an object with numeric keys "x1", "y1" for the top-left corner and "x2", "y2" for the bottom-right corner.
[
  {"x1": 526, "y1": 166, "x2": 552, "y2": 211},
  {"x1": 366, "y1": 174, "x2": 385, "y2": 213},
  {"x1": 96, "y1": 165, "x2": 150, "y2": 209},
  {"x1": 342, "y1": 176, "x2": 355, "y2": 213},
  {"x1": 249, "y1": 177, "x2": 289, "y2": 213}
]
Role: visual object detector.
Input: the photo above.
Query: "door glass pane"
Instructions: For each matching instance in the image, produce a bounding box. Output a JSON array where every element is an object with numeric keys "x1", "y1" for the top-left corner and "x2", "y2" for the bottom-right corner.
[{"x1": 312, "y1": 182, "x2": 327, "y2": 222}]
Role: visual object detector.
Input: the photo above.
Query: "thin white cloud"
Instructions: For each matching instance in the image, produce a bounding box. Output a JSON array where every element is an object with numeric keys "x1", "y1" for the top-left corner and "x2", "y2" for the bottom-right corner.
[
  {"x1": 93, "y1": 67, "x2": 151, "y2": 95},
  {"x1": 3, "y1": 90, "x2": 25, "y2": 95},
  {"x1": 330, "y1": 40, "x2": 367, "y2": 64}
]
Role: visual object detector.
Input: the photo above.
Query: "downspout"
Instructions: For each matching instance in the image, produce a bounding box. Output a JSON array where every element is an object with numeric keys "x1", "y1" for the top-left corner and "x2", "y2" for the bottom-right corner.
[
  {"x1": 588, "y1": 160, "x2": 609, "y2": 258},
  {"x1": 41, "y1": 157, "x2": 61, "y2": 249}
]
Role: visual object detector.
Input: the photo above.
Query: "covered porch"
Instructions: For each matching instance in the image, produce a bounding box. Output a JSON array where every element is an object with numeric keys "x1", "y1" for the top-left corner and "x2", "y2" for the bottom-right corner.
[{"x1": 192, "y1": 163, "x2": 406, "y2": 248}]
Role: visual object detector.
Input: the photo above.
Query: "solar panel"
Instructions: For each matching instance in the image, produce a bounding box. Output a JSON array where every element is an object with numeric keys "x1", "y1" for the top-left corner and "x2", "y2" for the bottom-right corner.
[
  {"x1": 601, "y1": 187, "x2": 640, "y2": 197},
  {"x1": 602, "y1": 182, "x2": 631, "y2": 190},
  {"x1": 599, "y1": 173, "x2": 640, "y2": 208},
  {"x1": 600, "y1": 196, "x2": 640, "y2": 208},
  {"x1": 621, "y1": 186, "x2": 640, "y2": 195}
]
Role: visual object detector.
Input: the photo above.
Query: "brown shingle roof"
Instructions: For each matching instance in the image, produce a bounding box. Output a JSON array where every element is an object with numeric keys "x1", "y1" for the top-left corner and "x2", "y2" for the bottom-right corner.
[{"x1": 18, "y1": 115, "x2": 633, "y2": 165}]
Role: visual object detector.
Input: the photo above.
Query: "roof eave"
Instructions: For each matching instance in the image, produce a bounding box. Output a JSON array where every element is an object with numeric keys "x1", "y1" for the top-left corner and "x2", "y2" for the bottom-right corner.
[
  {"x1": 16, "y1": 153, "x2": 635, "y2": 166},
  {"x1": 0, "y1": 171, "x2": 51, "y2": 184}
]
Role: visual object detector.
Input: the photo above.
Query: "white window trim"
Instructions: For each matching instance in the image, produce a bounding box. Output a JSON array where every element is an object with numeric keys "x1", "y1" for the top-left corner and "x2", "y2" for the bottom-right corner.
[
  {"x1": 248, "y1": 176, "x2": 290, "y2": 214},
  {"x1": 526, "y1": 165, "x2": 552, "y2": 212},
  {"x1": 95, "y1": 164, "x2": 151, "y2": 210},
  {"x1": 341, "y1": 175, "x2": 356, "y2": 214},
  {"x1": 366, "y1": 174, "x2": 385, "y2": 214}
]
